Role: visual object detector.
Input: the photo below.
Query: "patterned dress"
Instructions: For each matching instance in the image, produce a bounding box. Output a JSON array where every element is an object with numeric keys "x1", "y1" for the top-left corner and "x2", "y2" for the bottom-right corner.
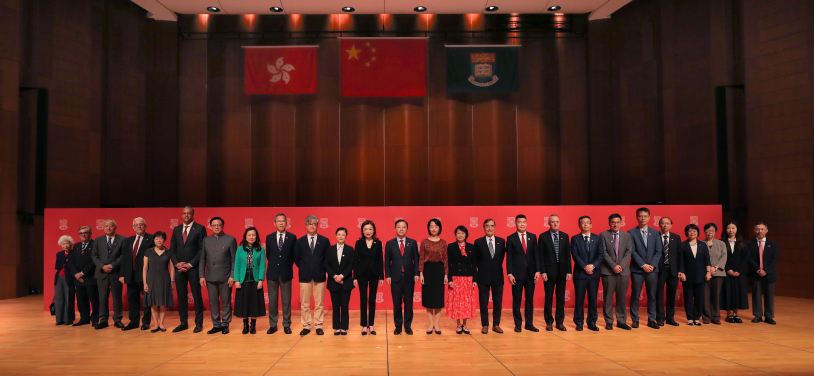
[
  {"x1": 446, "y1": 242, "x2": 477, "y2": 319},
  {"x1": 419, "y1": 239, "x2": 448, "y2": 309}
]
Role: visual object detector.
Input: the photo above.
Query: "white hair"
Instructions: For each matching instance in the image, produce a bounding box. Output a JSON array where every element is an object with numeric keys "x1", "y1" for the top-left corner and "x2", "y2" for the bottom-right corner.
[
  {"x1": 133, "y1": 217, "x2": 146, "y2": 226},
  {"x1": 104, "y1": 219, "x2": 117, "y2": 227},
  {"x1": 58, "y1": 235, "x2": 75, "y2": 247}
]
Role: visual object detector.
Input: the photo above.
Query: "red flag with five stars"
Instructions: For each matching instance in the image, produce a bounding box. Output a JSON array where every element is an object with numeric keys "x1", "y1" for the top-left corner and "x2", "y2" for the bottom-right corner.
[
  {"x1": 245, "y1": 46, "x2": 318, "y2": 94},
  {"x1": 340, "y1": 38, "x2": 427, "y2": 97}
]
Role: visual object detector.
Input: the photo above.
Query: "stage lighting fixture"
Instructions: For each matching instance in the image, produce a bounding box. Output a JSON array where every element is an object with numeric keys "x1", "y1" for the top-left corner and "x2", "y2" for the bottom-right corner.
[
  {"x1": 485, "y1": 6, "x2": 498, "y2": 12},
  {"x1": 206, "y1": 6, "x2": 220, "y2": 12},
  {"x1": 414, "y1": 6, "x2": 427, "y2": 12},
  {"x1": 270, "y1": 6, "x2": 283, "y2": 12},
  {"x1": 342, "y1": 6, "x2": 355, "y2": 12},
  {"x1": 547, "y1": 5, "x2": 561, "y2": 11}
]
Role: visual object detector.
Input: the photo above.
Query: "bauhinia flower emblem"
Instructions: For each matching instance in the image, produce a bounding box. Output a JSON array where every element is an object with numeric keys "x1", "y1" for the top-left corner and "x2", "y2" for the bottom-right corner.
[{"x1": 268, "y1": 57, "x2": 294, "y2": 84}]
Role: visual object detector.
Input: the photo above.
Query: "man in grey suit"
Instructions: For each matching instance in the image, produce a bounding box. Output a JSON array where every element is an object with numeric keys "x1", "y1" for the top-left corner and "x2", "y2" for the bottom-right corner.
[
  {"x1": 628, "y1": 207, "x2": 662, "y2": 330},
  {"x1": 199, "y1": 217, "x2": 237, "y2": 334},
  {"x1": 601, "y1": 213, "x2": 632, "y2": 330},
  {"x1": 91, "y1": 219, "x2": 126, "y2": 329}
]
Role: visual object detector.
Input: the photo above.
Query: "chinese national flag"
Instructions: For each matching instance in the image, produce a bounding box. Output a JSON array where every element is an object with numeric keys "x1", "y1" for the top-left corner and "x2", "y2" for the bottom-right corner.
[
  {"x1": 245, "y1": 46, "x2": 318, "y2": 94},
  {"x1": 341, "y1": 38, "x2": 426, "y2": 97}
]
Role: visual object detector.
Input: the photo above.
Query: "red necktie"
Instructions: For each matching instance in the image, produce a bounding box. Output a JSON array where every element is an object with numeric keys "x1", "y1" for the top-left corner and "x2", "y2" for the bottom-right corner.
[
  {"x1": 758, "y1": 239, "x2": 764, "y2": 269},
  {"x1": 521, "y1": 234, "x2": 527, "y2": 254},
  {"x1": 459, "y1": 243, "x2": 467, "y2": 256},
  {"x1": 183, "y1": 225, "x2": 189, "y2": 244},
  {"x1": 132, "y1": 236, "x2": 140, "y2": 270},
  {"x1": 399, "y1": 239, "x2": 405, "y2": 272}
]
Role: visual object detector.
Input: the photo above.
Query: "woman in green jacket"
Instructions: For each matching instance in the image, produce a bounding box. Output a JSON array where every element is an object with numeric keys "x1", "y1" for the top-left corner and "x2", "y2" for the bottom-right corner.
[{"x1": 234, "y1": 226, "x2": 266, "y2": 334}]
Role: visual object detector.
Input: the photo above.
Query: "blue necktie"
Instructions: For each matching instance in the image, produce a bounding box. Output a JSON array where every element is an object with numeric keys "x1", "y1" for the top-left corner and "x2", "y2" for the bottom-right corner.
[
  {"x1": 107, "y1": 237, "x2": 112, "y2": 251},
  {"x1": 553, "y1": 233, "x2": 560, "y2": 262},
  {"x1": 278, "y1": 233, "x2": 284, "y2": 251}
]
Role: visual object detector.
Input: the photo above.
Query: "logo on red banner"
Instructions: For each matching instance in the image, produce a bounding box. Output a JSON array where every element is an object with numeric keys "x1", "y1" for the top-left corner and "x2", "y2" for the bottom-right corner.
[
  {"x1": 170, "y1": 219, "x2": 178, "y2": 229},
  {"x1": 413, "y1": 292, "x2": 422, "y2": 303},
  {"x1": 320, "y1": 218, "x2": 329, "y2": 229},
  {"x1": 565, "y1": 290, "x2": 571, "y2": 301},
  {"x1": 206, "y1": 218, "x2": 212, "y2": 229},
  {"x1": 620, "y1": 216, "x2": 627, "y2": 227},
  {"x1": 59, "y1": 219, "x2": 68, "y2": 231},
  {"x1": 357, "y1": 218, "x2": 366, "y2": 228},
  {"x1": 598, "y1": 288, "x2": 604, "y2": 301},
  {"x1": 544, "y1": 216, "x2": 550, "y2": 227},
  {"x1": 96, "y1": 219, "x2": 104, "y2": 230},
  {"x1": 245, "y1": 218, "x2": 253, "y2": 228},
  {"x1": 507, "y1": 217, "x2": 515, "y2": 227},
  {"x1": 470, "y1": 217, "x2": 478, "y2": 228},
  {"x1": 653, "y1": 216, "x2": 662, "y2": 226},
  {"x1": 376, "y1": 292, "x2": 384, "y2": 303},
  {"x1": 690, "y1": 216, "x2": 699, "y2": 225}
]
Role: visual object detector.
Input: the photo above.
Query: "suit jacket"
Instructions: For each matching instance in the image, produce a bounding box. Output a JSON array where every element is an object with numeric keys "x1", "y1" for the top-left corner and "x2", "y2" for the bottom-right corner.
[
  {"x1": 707, "y1": 239, "x2": 728, "y2": 277},
  {"x1": 473, "y1": 236, "x2": 506, "y2": 286},
  {"x1": 678, "y1": 241, "x2": 711, "y2": 284},
  {"x1": 600, "y1": 230, "x2": 632, "y2": 276},
  {"x1": 326, "y1": 244, "x2": 355, "y2": 291},
  {"x1": 724, "y1": 239, "x2": 748, "y2": 275},
  {"x1": 170, "y1": 221, "x2": 207, "y2": 269},
  {"x1": 656, "y1": 232, "x2": 682, "y2": 278},
  {"x1": 745, "y1": 238, "x2": 779, "y2": 283},
  {"x1": 120, "y1": 233, "x2": 155, "y2": 284},
  {"x1": 353, "y1": 238, "x2": 384, "y2": 280},
  {"x1": 629, "y1": 226, "x2": 662, "y2": 274},
  {"x1": 233, "y1": 246, "x2": 266, "y2": 284},
  {"x1": 447, "y1": 242, "x2": 476, "y2": 277},
  {"x1": 570, "y1": 233, "x2": 604, "y2": 281},
  {"x1": 91, "y1": 234, "x2": 126, "y2": 279},
  {"x1": 199, "y1": 233, "x2": 237, "y2": 282},
  {"x1": 539, "y1": 230, "x2": 572, "y2": 280},
  {"x1": 55, "y1": 251, "x2": 74, "y2": 287},
  {"x1": 265, "y1": 231, "x2": 297, "y2": 281},
  {"x1": 294, "y1": 234, "x2": 330, "y2": 283},
  {"x1": 384, "y1": 237, "x2": 420, "y2": 283},
  {"x1": 505, "y1": 231, "x2": 540, "y2": 281},
  {"x1": 69, "y1": 240, "x2": 96, "y2": 286}
]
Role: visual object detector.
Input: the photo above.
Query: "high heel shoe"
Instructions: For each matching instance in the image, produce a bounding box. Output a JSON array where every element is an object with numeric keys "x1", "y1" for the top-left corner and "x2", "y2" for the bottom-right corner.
[
  {"x1": 426, "y1": 329, "x2": 433, "y2": 335},
  {"x1": 434, "y1": 329, "x2": 441, "y2": 335},
  {"x1": 151, "y1": 327, "x2": 160, "y2": 333},
  {"x1": 362, "y1": 326, "x2": 368, "y2": 336},
  {"x1": 462, "y1": 326, "x2": 470, "y2": 335},
  {"x1": 370, "y1": 328, "x2": 376, "y2": 335},
  {"x1": 456, "y1": 326, "x2": 462, "y2": 334},
  {"x1": 242, "y1": 320, "x2": 250, "y2": 334}
]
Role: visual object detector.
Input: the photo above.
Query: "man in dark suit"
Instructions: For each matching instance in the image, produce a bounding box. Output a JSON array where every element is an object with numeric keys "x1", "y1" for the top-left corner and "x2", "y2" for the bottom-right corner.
[
  {"x1": 656, "y1": 217, "x2": 681, "y2": 326},
  {"x1": 385, "y1": 219, "x2": 420, "y2": 335},
  {"x1": 473, "y1": 218, "x2": 506, "y2": 334},
  {"x1": 91, "y1": 219, "x2": 126, "y2": 329},
  {"x1": 170, "y1": 206, "x2": 208, "y2": 333},
  {"x1": 198, "y1": 217, "x2": 237, "y2": 334},
  {"x1": 539, "y1": 214, "x2": 571, "y2": 332},
  {"x1": 293, "y1": 215, "x2": 330, "y2": 336},
  {"x1": 506, "y1": 214, "x2": 542, "y2": 333},
  {"x1": 601, "y1": 213, "x2": 633, "y2": 330},
  {"x1": 571, "y1": 216, "x2": 604, "y2": 331},
  {"x1": 628, "y1": 207, "x2": 662, "y2": 329},
  {"x1": 118, "y1": 217, "x2": 154, "y2": 331},
  {"x1": 70, "y1": 226, "x2": 98, "y2": 326},
  {"x1": 747, "y1": 222, "x2": 778, "y2": 325},
  {"x1": 265, "y1": 213, "x2": 296, "y2": 334}
]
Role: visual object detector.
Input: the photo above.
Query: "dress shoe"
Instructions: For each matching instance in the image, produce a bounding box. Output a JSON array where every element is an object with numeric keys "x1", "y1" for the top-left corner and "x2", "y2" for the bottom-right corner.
[
  {"x1": 114, "y1": 322, "x2": 125, "y2": 329},
  {"x1": 751, "y1": 317, "x2": 762, "y2": 323},
  {"x1": 55, "y1": 322, "x2": 64, "y2": 326},
  {"x1": 725, "y1": 316, "x2": 734, "y2": 323},
  {"x1": 545, "y1": 324, "x2": 553, "y2": 332},
  {"x1": 208, "y1": 327, "x2": 222, "y2": 334},
  {"x1": 605, "y1": 324, "x2": 613, "y2": 330},
  {"x1": 94, "y1": 322, "x2": 109, "y2": 330},
  {"x1": 151, "y1": 328, "x2": 160, "y2": 333},
  {"x1": 267, "y1": 327, "x2": 278, "y2": 334},
  {"x1": 576, "y1": 325, "x2": 583, "y2": 331},
  {"x1": 616, "y1": 323, "x2": 631, "y2": 330},
  {"x1": 462, "y1": 326, "x2": 470, "y2": 335},
  {"x1": 524, "y1": 325, "x2": 540, "y2": 332},
  {"x1": 242, "y1": 322, "x2": 250, "y2": 334},
  {"x1": 702, "y1": 319, "x2": 710, "y2": 324},
  {"x1": 193, "y1": 326, "x2": 203, "y2": 333},
  {"x1": 492, "y1": 326, "x2": 503, "y2": 334},
  {"x1": 514, "y1": 326, "x2": 522, "y2": 333},
  {"x1": 334, "y1": 330, "x2": 342, "y2": 336},
  {"x1": 647, "y1": 321, "x2": 660, "y2": 329},
  {"x1": 556, "y1": 324, "x2": 567, "y2": 332},
  {"x1": 734, "y1": 317, "x2": 743, "y2": 323},
  {"x1": 711, "y1": 320, "x2": 721, "y2": 325},
  {"x1": 173, "y1": 324, "x2": 189, "y2": 332},
  {"x1": 405, "y1": 328, "x2": 413, "y2": 335},
  {"x1": 141, "y1": 324, "x2": 150, "y2": 330},
  {"x1": 666, "y1": 320, "x2": 679, "y2": 326},
  {"x1": 631, "y1": 321, "x2": 639, "y2": 329},
  {"x1": 73, "y1": 320, "x2": 90, "y2": 327},
  {"x1": 159, "y1": 327, "x2": 167, "y2": 332},
  {"x1": 765, "y1": 318, "x2": 776, "y2": 325},
  {"x1": 316, "y1": 328, "x2": 324, "y2": 335},
  {"x1": 341, "y1": 331, "x2": 347, "y2": 335},
  {"x1": 370, "y1": 329, "x2": 377, "y2": 335},
  {"x1": 122, "y1": 322, "x2": 139, "y2": 331},
  {"x1": 300, "y1": 328, "x2": 311, "y2": 335},
  {"x1": 434, "y1": 330, "x2": 441, "y2": 335},
  {"x1": 222, "y1": 327, "x2": 230, "y2": 334},
  {"x1": 588, "y1": 325, "x2": 599, "y2": 332},
  {"x1": 657, "y1": 321, "x2": 664, "y2": 326},
  {"x1": 481, "y1": 327, "x2": 489, "y2": 334},
  {"x1": 250, "y1": 321, "x2": 257, "y2": 334},
  {"x1": 394, "y1": 328, "x2": 402, "y2": 335},
  {"x1": 284, "y1": 327, "x2": 292, "y2": 334}
]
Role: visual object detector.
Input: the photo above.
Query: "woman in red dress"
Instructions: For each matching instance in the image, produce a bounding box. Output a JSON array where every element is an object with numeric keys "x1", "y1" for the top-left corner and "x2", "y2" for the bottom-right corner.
[
  {"x1": 419, "y1": 218, "x2": 448, "y2": 334},
  {"x1": 446, "y1": 226, "x2": 477, "y2": 334}
]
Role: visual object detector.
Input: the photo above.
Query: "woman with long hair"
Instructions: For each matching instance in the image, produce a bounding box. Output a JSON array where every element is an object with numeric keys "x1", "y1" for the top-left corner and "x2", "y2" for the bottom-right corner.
[
  {"x1": 233, "y1": 227, "x2": 266, "y2": 334},
  {"x1": 722, "y1": 221, "x2": 749, "y2": 322},
  {"x1": 353, "y1": 220, "x2": 384, "y2": 335}
]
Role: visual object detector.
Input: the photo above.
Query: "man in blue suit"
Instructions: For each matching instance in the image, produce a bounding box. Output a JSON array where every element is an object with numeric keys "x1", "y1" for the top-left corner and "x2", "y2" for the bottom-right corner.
[
  {"x1": 628, "y1": 207, "x2": 662, "y2": 329},
  {"x1": 571, "y1": 216, "x2": 605, "y2": 331}
]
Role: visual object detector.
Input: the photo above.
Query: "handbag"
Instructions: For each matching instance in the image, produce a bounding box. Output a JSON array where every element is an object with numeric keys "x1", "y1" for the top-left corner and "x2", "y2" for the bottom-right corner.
[{"x1": 49, "y1": 297, "x2": 56, "y2": 316}]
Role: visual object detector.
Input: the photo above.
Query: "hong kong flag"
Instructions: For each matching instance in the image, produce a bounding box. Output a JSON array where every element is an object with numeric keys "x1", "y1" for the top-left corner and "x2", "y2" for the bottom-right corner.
[
  {"x1": 244, "y1": 46, "x2": 318, "y2": 94},
  {"x1": 341, "y1": 38, "x2": 427, "y2": 97}
]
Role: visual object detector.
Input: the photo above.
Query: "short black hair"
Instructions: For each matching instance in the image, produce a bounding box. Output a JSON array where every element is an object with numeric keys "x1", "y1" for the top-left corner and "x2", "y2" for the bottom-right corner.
[
  {"x1": 154, "y1": 231, "x2": 167, "y2": 240},
  {"x1": 578, "y1": 216, "x2": 591, "y2": 224},
  {"x1": 359, "y1": 220, "x2": 378, "y2": 242},
  {"x1": 336, "y1": 227, "x2": 348, "y2": 235},
  {"x1": 608, "y1": 213, "x2": 622, "y2": 222},
  {"x1": 515, "y1": 214, "x2": 527, "y2": 222},
  {"x1": 395, "y1": 219, "x2": 408, "y2": 228},
  {"x1": 703, "y1": 223, "x2": 717, "y2": 232},
  {"x1": 241, "y1": 227, "x2": 260, "y2": 247},
  {"x1": 454, "y1": 225, "x2": 469, "y2": 241},
  {"x1": 483, "y1": 218, "x2": 495, "y2": 227},
  {"x1": 684, "y1": 223, "x2": 700, "y2": 237},
  {"x1": 754, "y1": 221, "x2": 768, "y2": 228},
  {"x1": 659, "y1": 217, "x2": 672, "y2": 225},
  {"x1": 209, "y1": 217, "x2": 224, "y2": 226},
  {"x1": 636, "y1": 207, "x2": 650, "y2": 216},
  {"x1": 427, "y1": 218, "x2": 442, "y2": 236}
]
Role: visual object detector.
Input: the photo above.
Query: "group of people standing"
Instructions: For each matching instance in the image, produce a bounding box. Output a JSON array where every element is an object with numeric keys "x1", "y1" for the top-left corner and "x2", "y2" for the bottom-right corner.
[{"x1": 52, "y1": 206, "x2": 779, "y2": 337}]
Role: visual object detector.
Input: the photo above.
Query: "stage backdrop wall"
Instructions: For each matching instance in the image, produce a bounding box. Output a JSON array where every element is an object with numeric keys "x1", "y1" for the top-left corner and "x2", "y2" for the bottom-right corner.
[{"x1": 43, "y1": 205, "x2": 721, "y2": 311}]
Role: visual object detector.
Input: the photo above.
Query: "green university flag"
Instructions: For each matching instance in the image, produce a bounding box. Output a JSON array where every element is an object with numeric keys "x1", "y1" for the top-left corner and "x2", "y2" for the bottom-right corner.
[{"x1": 446, "y1": 45, "x2": 520, "y2": 93}]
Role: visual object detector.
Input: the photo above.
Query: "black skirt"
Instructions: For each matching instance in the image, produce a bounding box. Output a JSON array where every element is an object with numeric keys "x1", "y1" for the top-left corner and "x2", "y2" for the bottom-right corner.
[
  {"x1": 721, "y1": 274, "x2": 749, "y2": 310},
  {"x1": 422, "y1": 262, "x2": 445, "y2": 309},
  {"x1": 234, "y1": 281, "x2": 266, "y2": 318}
]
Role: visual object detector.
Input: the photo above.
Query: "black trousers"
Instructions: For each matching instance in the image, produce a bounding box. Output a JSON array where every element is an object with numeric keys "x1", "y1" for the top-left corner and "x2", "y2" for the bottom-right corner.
[
  {"x1": 573, "y1": 277, "x2": 599, "y2": 326},
  {"x1": 630, "y1": 271, "x2": 658, "y2": 323},
  {"x1": 97, "y1": 275, "x2": 123, "y2": 324},
  {"x1": 543, "y1": 276, "x2": 567, "y2": 325},
  {"x1": 330, "y1": 289, "x2": 352, "y2": 330},
  {"x1": 511, "y1": 278, "x2": 535, "y2": 327},
  {"x1": 75, "y1": 284, "x2": 99, "y2": 324},
  {"x1": 683, "y1": 281, "x2": 705, "y2": 321},
  {"x1": 390, "y1": 276, "x2": 415, "y2": 329},
  {"x1": 175, "y1": 268, "x2": 204, "y2": 326},
  {"x1": 126, "y1": 281, "x2": 151, "y2": 326},
  {"x1": 478, "y1": 284, "x2": 503, "y2": 327},
  {"x1": 357, "y1": 277, "x2": 379, "y2": 327},
  {"x1": 751, "y1": 277, "x2": 775, "y2": 319},
  {"x1": 656, "y1": 267, "x2": 679, "y2": 323}
]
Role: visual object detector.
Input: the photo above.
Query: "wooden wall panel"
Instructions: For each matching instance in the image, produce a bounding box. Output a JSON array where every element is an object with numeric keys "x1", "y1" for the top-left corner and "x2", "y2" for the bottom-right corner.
[
  {"x1": 557, "y1": 38, "x2": 590, "y2": 205},
  {"x1": 251, "y1": 97, "x2": 297, "y2": 207},
  {"x1": 177, "y1": 21, "x2": 207, "y2": 207},
  {"x1": 587, "y1": 19, "x2": 617, "y2": 205},
  {"x1": 384, "y1": 99, "x2": 428, "y2": 206},
  {"x1": 339, "y1": 99, "x2": 385, "y2": 206}
]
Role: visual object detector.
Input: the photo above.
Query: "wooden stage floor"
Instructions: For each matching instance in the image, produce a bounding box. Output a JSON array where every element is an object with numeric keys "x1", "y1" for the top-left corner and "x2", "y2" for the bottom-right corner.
[{"x1": 1, "y1": 295, "x2": 812, "y2": 375}]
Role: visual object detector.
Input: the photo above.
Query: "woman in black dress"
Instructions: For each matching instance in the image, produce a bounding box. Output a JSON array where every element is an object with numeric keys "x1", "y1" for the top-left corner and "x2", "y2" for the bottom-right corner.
[
  {"x1": 722, "y1": 221, "x2": 749, "y2": 323},
  {"x1": 419, "y1": 218, "x2": 448, "y2": 335},
  {"x1": 678, "y1": 224, "x2": 711, "y2": 326},
  {"x1": 142, "y1": 231, "x2": 175, "y2": 332},
  {"x1": 353, "y1": 220, "x2": 384, "y2": 335},
  {"x1": 233, "y1": 227, "x2": 266, "y2": 334}
]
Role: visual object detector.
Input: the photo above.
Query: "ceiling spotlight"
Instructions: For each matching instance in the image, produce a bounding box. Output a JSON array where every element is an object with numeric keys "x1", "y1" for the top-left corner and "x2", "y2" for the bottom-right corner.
[
  {"x1": 547, "y1": 5, "x2": 561, "y2": 11},
  {"x1": 270, "y1": 6, "x2": 283, "y2": 12},
  {"x1": 206, "y1": 6, "x2": 220, "y2": 12},
  {"x1": 485, "y1": 6, "x2": 498, "y2": 12},
  {"x1": 342, "y1": 6, "x2": 355, "y2": 12},
  {"x1": 414, "y1": 6, "x2": 427, "y2": 12}
]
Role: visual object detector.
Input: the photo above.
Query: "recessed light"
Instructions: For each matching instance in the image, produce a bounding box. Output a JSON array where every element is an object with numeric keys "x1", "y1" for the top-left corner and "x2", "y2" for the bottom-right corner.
[
  {"x1": 547, "y1": 5, "x2": 561, "y2": 11},
  {"x1": 206, "y1": 6, "x2": 220, "y2": 12},
  {"x1": 342, "y1": 6, "x2": 355, "y2": 12},
  {"x1": 270, "y1": 6, "x2": 283, "y2": 12},
  {"x1": 414, "y1": 6, "x2": 427, "y2": 12},
  {"x1": 485, "y1": 6, "x2": 498, "y2": 12}
]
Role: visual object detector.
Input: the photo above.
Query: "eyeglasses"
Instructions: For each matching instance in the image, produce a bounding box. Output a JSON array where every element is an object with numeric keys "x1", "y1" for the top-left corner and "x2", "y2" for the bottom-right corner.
[
  {"x1": 133, "y1": 224, "x2": 146, "y2": 228},
  {"x1": 78, "y1": 232, "x2": 90, "y2": 235},
  {"x1": 306, "y1": 222, "x2": 318, "y2": 227},
  {"x1": 211, "y1": 224, "x2": 223, "y2": 227}
]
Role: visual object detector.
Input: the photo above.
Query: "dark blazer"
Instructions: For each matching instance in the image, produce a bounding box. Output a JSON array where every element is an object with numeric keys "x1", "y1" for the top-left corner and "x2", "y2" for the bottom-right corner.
[
  {"x1": 539, "y1": 230, "x2": 572, "y2": 280},
  {"x1": 629, "y1": 226, "x2": 663, "y2": 273},
  {"x1": 745, "y1": 238, "x2": 779, "y2": 283},
  {"x1": 353, "y1": 238, "x2": 384, "y2": 280},
  {"x1": 325, "y1": 244, "x2": 355, "y2": 292},
  {"x1": 384, "y1": 237, "x2": 420, "y2": 283},
  {"x1": 677, "y1": 241, "x2": 711, "y2": 284},
  {"x1": 506, "y1": 231, "x2": 540, "y2": 281},
  {"x1": 294, "y1": 234, "x2": 330, "y2": 283},
  {"x1": 170, "y1": 221, "x2": 207, "y2": 269},
  {"x1": 571, "y1": 233, "x2": 604, "y2": 281},
  {"x1": 119, "y1": 233, "x2": 154, "y2": 283},
  {"x1": 724, "y1": 239, "x2": 748, "y2": 275},
  {"x1": 69, "y1": 240, "x2": 96, "y2": 286},
  {"x1": 265, "y1": 231, "x2": 297, "y2": 281},
  {"x1": 657, "y1": 232, "x2": 682, "y2": 278},
  {"x1": 447, "y1": 242, "x2": 476, "y2": 277},
  {"x1": 473, "y1": 236, "x2": 506, "y2": 286},
  {"x1": 91, "y1": 234, "x2": 127, "y2": 279},
  {"x1": 55, "y1": 251, "x2": 74, "y2": 287}
]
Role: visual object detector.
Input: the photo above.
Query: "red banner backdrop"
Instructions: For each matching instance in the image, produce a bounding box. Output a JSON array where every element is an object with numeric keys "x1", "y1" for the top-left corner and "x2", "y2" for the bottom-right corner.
[{"x1": 43, "y1": 205, "x2": 721, "y2": 312}]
